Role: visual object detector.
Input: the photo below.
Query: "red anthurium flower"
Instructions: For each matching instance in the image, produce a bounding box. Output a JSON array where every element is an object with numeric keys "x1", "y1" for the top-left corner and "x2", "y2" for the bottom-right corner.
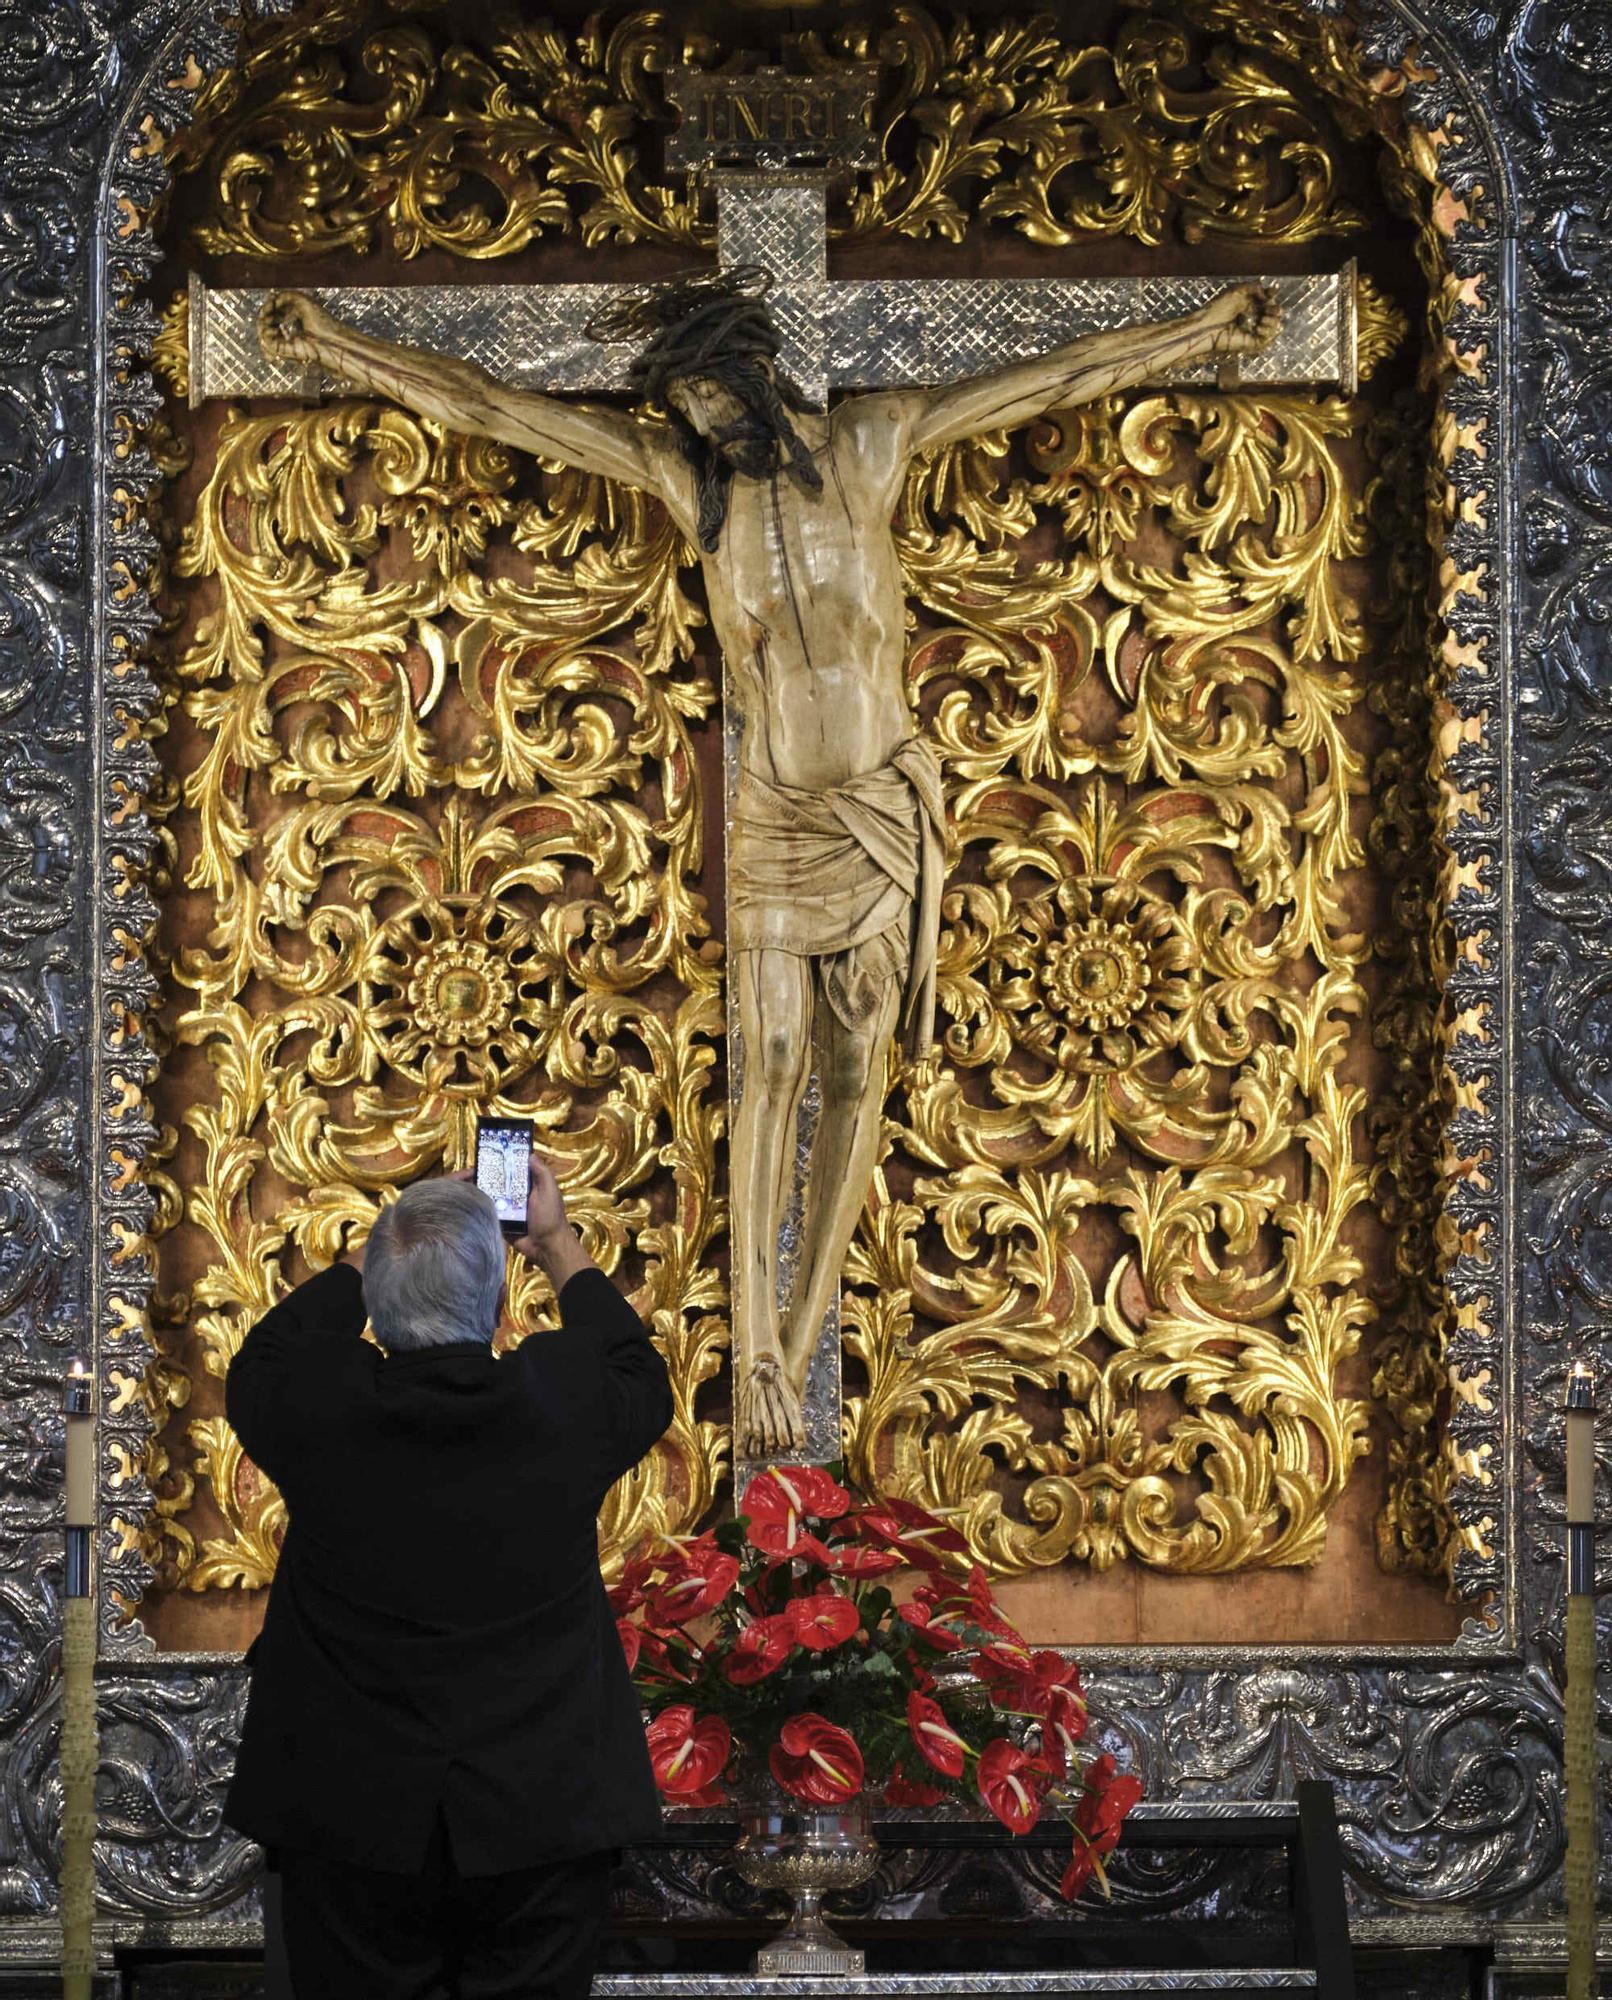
[
  {"x1": 646, "y1": 1706, "x2": 731, "y2": 1799},
  {"x1": 1076, "y1": 1757, "x2": 1142, "y2": 1856},
  {"x1": 627, "y1": 1624, "x2": 686, "y2": 1683},
  {"x1": 741, "y1": 1467, "x2": 851, "y2": 1564},
  {"x1": 1095, "y1": 1774, "x2": 1144, "y2": 1845},
  {"x1": 722, "y1": 1614, "x2": 795, "y2": 1685},
  {"x1": 616, "y1": 1619, "x2": 642, "y2": 1673},
  {"x1": 976, "y1": 1738, "x2": 1050, "y2": 1834},
  {"x1": 1039, "y1": 1684, "x2": 1090, "y2": 1770},
  {"x1": 607, "y1": 1555, "x2": 653, "y2": 1615},
  {"x1": 907, "y1": 1690, "x2": 968, "y2": 1778},
  {"x1": 645, "y1": 1538, "x2": 740, "y2": 1625},
  {"x1": 884, "y1": 1762, "x2": 948, "y2": 1808},
  {"x1": 776, "y1": 1465, "x2": 852, "y2": 1516},
  {"x1": 904, "y1": 1651, "x2": 936, "y2": 1694},
  {"x1": 1008, "y1": 1649, "x2": 1082, "y2": 1711},
  {"x1": 788, "y1": 1590, "x2": 861, "y2": 1652},
  {"x1": 856, "y1": 1497, "x2": 969, "y2": 1571},
  {"x1": 975, "y1": 1645, "x2": 1083, "y2": 1720},
  {"x1": 1081, "y1": 1752, "x2": 1116, "y2": 1793},
  {"x1": 768, "y1": 1714, "x2": 864, "y2": 1806},
  {"x1": 902, "y1": 1585, "x2": 966, "y2": 1652},
  {"x1": 1059, "y1": 1840, "x2": 1096, "y2": 1901},
  {"x1": 972, "y1": 1640, "x2": 1036, "y2": 1695},
  {"x1": 824, "y1": 1540, "x2": 903, "y2": 1577},
  {"x1": 966, "y1": 1567, "x2": 1023, "y2": 1642}
]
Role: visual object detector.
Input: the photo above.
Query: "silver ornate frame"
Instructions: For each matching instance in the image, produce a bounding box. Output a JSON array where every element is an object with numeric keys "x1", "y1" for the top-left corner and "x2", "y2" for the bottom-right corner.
[{"x1": 0, "y1": 0, "x2": 1604, "y2": 1967}]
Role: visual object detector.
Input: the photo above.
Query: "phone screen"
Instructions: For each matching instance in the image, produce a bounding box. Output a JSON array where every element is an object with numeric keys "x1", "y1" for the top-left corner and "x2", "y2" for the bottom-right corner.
[{"x1": 475, "y1": 1119, "x2": 532, "y2": 1231}]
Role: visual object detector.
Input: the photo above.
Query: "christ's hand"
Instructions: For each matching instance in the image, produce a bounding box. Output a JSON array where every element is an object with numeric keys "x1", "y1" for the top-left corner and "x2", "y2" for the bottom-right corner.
[
  {"x1": 1192, "y1": 281, "x2": 1283, "y2": 359},
  {"x1": 259, "y1": 291, "x2": 339, "y2": 367}
]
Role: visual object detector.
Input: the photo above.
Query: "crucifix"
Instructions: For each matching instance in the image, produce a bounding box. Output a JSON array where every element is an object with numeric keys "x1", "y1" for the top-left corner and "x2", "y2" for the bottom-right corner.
[{"x1": 189, "y1": 70, "x2": 1357, "y2": 1474}]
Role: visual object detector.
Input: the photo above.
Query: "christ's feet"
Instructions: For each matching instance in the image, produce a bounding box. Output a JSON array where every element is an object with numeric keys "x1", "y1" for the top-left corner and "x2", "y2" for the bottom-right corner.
[
  {"x1": 1201, "y1": 281, "x2": 1282, "y2": 357},
  {"x1": 737, "y1": 1352, "x2": 805, "y2": 1458}
]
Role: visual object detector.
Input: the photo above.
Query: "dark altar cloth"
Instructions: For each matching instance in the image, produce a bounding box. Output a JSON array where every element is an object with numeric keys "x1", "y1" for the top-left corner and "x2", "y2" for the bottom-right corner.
[{"x1": 222, "y1": 1260, "x2": 672, "y2": 1876}]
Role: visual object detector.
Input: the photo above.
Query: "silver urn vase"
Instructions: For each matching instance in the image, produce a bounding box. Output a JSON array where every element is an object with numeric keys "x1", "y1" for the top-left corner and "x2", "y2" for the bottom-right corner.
[{"x1": 732, "y1": 1806, "x2": 881, "y2": 1975}]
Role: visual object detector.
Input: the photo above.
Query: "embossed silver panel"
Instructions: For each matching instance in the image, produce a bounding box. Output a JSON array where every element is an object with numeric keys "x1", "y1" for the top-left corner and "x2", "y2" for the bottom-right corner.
[
  {"x1": 593, "y1": 1977, "x2": 1319, "y2": 1995},
  {"x1": 715, "y1": 174, "x2": 830, "y2": 403},
  {"x1": 829, "y1": 268, "x2": 1356, "y2": 395}
]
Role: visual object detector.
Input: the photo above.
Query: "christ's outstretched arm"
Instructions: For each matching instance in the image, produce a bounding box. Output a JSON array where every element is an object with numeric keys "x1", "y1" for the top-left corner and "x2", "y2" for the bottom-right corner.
[
  {"x1": 258, "y1": 292, "x2": 663, "y2": 490},
  {"x1": 891, "y1": 281, "x2": 1282, "y2": 455}
]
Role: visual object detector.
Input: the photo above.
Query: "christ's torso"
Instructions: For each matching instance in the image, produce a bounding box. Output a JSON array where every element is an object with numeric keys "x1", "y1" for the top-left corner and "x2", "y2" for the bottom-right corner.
[{"x1": 656, "y1": 397, "x2": 915, "y2": 794}]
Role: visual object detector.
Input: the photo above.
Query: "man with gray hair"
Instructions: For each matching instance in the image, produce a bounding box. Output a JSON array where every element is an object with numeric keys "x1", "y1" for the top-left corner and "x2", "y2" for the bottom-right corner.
[{"x1": 223, "y1": 1156, "x2": 673, "y2": 1998}]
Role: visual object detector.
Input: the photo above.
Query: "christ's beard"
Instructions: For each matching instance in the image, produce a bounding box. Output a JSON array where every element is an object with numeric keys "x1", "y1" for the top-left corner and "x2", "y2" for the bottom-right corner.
[
  {"x1": 686, "y1": 411, "x2": 823, "y2": 550},
  {"x1": 710, "y1": 422, "x2": 781, "y2": 479}
]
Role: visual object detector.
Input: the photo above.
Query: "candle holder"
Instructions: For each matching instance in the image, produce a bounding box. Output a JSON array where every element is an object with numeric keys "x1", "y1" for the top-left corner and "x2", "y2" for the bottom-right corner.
[
  {"x1": 1564, "y1": 1360, "x2": 1598, "y2": 2000},
  {"x1": 60, "y1": 1357, "x2": 97, "y2": 2000}
]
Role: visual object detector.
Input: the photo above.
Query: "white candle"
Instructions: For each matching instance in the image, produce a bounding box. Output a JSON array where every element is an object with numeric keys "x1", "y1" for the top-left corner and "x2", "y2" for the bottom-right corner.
[
  {"x1": 1566, "y1": 1361, "x2": 1596, "y2": 1528},
  {"x1": 64, "y1": 1358, "x2": 94, "y2": 1530}
]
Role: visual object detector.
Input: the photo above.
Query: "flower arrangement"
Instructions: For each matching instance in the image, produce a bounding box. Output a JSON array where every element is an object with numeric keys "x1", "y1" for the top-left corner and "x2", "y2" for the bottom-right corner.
[{"x1": 616, "y1": 1465, "x2": 1142, "y2": 1899}]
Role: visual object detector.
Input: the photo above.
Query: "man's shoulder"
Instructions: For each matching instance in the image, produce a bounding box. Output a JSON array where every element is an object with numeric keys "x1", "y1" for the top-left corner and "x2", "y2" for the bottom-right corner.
[
  {"x1": 829, "y1": 391, "x2": 918, "y2": 496},
  {"x1": 505, "y1": 1321, "x2": 594, "y2": 1379}
]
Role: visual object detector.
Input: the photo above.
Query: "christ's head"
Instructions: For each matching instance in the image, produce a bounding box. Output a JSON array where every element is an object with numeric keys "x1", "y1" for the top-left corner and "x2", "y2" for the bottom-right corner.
[
  {"x1": 587, "y1": 269, "x2": 823, "y2": 549},
  {"x1": 665, "y1": 369, "x2": 759, "y2": 453}
]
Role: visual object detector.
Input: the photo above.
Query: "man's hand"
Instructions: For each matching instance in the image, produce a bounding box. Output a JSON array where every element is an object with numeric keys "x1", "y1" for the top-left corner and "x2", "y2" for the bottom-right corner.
[
  {"x1": 259, "y1": 290, "x2": 338, "y2": 367},
  {"x1": 513, "y1": 1154, "x2": 595, "y2": 1292},
  {"x1": 517, "y1": 1155, "x2": 567, "y2": 1247}
]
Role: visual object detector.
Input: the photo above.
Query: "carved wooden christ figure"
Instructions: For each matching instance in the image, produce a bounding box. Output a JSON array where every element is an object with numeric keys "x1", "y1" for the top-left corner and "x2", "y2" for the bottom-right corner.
[{"x1": 259, "y1": 269, "x2": 1280, "y2": 1458}]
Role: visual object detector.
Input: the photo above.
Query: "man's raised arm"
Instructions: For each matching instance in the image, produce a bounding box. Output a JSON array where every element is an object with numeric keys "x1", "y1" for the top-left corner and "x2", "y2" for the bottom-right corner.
[
  {"x1": 891, "y1": 281, "x2": 1282, "y2": 457},
  {"x1": 225, "y1": 1256, "x2": 369, "y2": 1490},
  {"x1": 258, "y1": 291, "x2": 661, "y2": 490}
]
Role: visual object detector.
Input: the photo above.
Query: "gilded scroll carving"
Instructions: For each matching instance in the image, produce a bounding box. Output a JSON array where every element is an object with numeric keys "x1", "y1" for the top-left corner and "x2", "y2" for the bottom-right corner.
[
  {"x1": 142, "y1": 386, "x2": 726, "y2": 1591},
  {"x1": 840, "y1": 383, "x2": 1414, "y2": 1574},
  {"x1": 167, "y1": 3, "x2": 1367, "y2": 263},
  {"x1": 0, "y1": 0, "x2": 1538, "y2": 1943},
  {"x1": 133, "y1": 0, "x2": 1470, "y2": 1602}
]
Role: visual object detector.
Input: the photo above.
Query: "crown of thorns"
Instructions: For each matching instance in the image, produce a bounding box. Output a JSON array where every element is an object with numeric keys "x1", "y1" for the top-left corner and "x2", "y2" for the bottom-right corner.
[
  {"x1": 583, "y1": 265, "x2": 798, "y2": 406},
  {"x1": 583, "y1": 264, "x2": 774, "y2": 347}
]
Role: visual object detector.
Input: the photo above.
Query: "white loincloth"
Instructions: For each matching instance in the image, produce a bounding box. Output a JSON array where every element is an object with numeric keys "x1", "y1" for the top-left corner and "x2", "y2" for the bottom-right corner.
[{"x1": 727, "y1": 735, "x2": 945, "y2": 1061}]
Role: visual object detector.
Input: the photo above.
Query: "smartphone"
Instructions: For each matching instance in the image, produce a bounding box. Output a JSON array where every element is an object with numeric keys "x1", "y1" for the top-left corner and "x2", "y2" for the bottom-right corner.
[{"x1": 474, "y1": 1118, "x2": 533, "y2": 1235}]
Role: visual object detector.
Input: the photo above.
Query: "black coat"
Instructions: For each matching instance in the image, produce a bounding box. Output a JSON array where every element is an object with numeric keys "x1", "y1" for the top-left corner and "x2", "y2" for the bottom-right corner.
[{"x1": 222, "y1": 1260, "x2": 673, "y2": 1875}]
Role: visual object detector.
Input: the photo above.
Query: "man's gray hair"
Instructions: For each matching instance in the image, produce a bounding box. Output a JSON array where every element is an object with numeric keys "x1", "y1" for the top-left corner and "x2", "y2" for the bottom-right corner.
[{"x1": 365, "y1": 1181, "x2": 505, "y2": 1351}]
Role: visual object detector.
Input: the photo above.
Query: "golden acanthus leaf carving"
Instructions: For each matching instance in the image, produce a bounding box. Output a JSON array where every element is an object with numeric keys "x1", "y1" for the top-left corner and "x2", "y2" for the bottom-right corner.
[
  {"x1": 840, "y1": 383, "x2": 1393, "y2": 1574},
  {"x1": 144, "y1": 378, "x2": 1411, "y2": 1590},
  {"x1": 131, "y1": 0, "x2": 1469, "y2": 1602},
  {"x1": 167, "y1": 3, "x2": 1366, "y2": 262},
  {"x1": 1358, "y1": 391, "x2": 1464, "y2": 1589},
  {"x1": 1355, "y1": 271, "x2": 1410, "y2": 384},
  {"x1": 148, "y1": 397, "x2": 725, "y2": 1592}
]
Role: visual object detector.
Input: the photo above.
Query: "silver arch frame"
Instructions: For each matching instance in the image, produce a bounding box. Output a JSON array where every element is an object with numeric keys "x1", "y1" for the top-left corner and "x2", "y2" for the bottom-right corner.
[{"x1": 0, "y1": 0, "x2": 1603, "y2": 1965}]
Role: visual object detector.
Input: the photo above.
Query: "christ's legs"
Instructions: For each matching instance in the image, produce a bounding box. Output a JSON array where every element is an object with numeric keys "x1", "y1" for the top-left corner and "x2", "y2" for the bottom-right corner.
[
  {"x1": 731, "y1": 946, "x2": 814, "y2": 1456},
  {"x1": 780, "y1": 972, "x2": 903, "y2": 1394}
]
